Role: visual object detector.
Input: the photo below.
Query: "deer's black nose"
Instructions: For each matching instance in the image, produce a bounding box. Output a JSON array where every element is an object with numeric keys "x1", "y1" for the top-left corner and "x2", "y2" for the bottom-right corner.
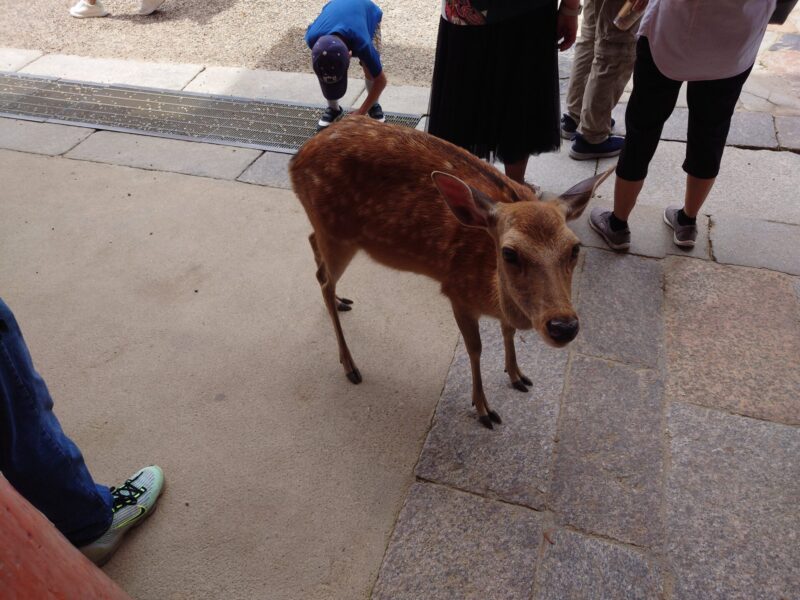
[{"x1": 546, "y1": 318, "x2": 579, "y2": 343}]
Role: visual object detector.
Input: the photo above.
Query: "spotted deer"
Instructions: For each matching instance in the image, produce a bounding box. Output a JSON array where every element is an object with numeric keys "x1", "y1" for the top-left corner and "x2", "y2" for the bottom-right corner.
[{"x1": 290, "y1": 116, "x2": 612, "y2": 429}]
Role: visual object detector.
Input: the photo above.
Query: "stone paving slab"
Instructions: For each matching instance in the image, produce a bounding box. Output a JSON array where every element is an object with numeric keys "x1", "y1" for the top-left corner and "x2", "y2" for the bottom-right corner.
[
  {"x1": 523, "y1": 150, "x2": 599, "y2": 197},
  {"x1": 182, "y1": 66, "x2": 364, "y2": 107},
  {"x1": 776, "y1": 114, "x2": 800, "y2": 149},
  {"x1": 550, "y1": 355, "x2": 664, "y2": 548},
  {"x1": 20, "y1": 54, "x2": 203, "y2": 90},
  {"x1": 711, "y1": 214, "x2": 800, "y2": 275},
  {"x1": 533, "y1": 528, "x2": 663, "y2": 599},
  {"x1": 0, "y1": 117, "x2": 93, "y2": 156},
  {"x1": 371, "y1": 482, "x2": 542, "y2": 600},
  {"x1": 666, "y1": 403, "x2": 800, "y2": 600},
  {"x1": 664, "y1": 257, "x2": 800, "y2": 425},
  {"x1": 351, "y1": 84, "x2": 430, "y2": 115},
  {"x1": 570, "y1": 202, "x2": 710, "y2": 260},
  {"x1": 727, "y1": 111, "x2": 779, "y2": 148},
  {"x1": 0, "y1": 47, "x2": 42, "y2": 72},
  {"x1": 610, "y1": 105, "x2": 779, "y2": 148},
  {"x1": 66, "y1": 131, "x2": 262, "y2": 180},
  {"x1": 660, "y1": 107, "x2": 688, "y2": 142},
  {"x1": 237, "y1": 151, "x2": 293, "y2": 189},
  {"x1": 416, "y1": 322, "x2": 568, "y2": 509},
  {"x1": 574, "y1": 249, "x2": 664, "y2": 368},
  {"x1": 609, "y1": 141, "x2": 800, "y2": 226}
]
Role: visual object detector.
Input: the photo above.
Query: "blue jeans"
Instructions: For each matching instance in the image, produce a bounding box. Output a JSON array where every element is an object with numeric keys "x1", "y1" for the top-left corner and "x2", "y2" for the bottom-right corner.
[{"x1": 0, "y1": 298, "x2": 113, "y2": 546}]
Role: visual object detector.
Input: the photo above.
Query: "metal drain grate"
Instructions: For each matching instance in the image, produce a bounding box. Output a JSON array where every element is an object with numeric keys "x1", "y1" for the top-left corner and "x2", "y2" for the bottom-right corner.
[{"x1": 0, "y1": 72, "x2": 423, "y2": 154}]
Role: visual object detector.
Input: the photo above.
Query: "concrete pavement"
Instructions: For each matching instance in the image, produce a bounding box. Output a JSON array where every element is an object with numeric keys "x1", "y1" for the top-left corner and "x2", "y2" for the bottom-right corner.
[{"x1": 1, "y1": 41, "x2": 799, "y2": 600}]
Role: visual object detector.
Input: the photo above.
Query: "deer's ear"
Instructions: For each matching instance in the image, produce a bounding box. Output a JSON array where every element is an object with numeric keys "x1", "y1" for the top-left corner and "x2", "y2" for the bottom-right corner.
[
  {"x1": 432, "y1": 171, "x2": 496, "y2": 229},
  {"x1": 557, "y1": 165, "x2": 615, "y2": 221}
]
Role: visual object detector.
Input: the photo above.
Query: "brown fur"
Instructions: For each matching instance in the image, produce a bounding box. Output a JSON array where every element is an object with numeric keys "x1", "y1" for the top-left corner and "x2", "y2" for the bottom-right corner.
[{"x1": 290, "y1": 116, "x2": 611, "y2": 427}]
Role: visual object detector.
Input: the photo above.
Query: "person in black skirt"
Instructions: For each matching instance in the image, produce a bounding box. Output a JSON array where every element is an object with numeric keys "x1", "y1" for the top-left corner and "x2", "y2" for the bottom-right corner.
[{"x1": 427, "y1": 0, "x2": 580, "y2": 183}]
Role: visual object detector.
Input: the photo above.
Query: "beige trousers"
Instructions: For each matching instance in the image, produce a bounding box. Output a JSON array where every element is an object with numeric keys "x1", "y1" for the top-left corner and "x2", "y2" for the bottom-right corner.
[{"x1": 565, "y1": 0, "x2": 638, "y2": 143}]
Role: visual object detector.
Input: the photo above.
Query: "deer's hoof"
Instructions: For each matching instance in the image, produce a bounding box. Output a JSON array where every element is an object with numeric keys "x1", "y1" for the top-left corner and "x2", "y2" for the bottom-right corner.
[
  {"x1": 346, "y1": 368, "x2": 362, "y2": 384},
  {"x1": 337, "y1": 302, "x2": 352, "y2": 312},
  {"x1": 520, "y1": 375, "x2": 532, "y2": 386},
  {"x1": 338, "y1": 296, "x2": 354, "y2": 305},
  {"x1": 488, "y1": 410, "x2": 502, "y2": 424},
  {"x1": 478, "y1": 414, "x2": 494, "y2": 429},
  {"x1": 512, "y1": 380, "x2": 529, "y2": 393}
]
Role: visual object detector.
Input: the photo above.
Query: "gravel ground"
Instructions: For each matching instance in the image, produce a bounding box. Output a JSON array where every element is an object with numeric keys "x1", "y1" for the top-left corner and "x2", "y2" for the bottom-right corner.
[{"x1": 0, "y1": 0, "x2": 441, "y2": 85}]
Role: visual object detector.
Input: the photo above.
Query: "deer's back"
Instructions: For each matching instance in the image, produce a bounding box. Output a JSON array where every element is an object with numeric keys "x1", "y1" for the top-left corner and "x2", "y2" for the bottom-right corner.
[{"x1": 290, "y1": 118, "x2": 533, "y2": 276}]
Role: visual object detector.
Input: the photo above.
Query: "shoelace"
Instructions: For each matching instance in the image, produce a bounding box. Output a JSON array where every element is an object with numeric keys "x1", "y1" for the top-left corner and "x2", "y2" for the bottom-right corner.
[{"x1": 110, "y1": 474, "x2": 147, "y2": 513}]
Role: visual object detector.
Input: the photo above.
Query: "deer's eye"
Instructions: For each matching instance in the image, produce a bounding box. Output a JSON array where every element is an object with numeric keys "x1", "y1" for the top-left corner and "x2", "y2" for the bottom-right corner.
[
  {"x1": 571, "y1": 244, "x2": 581, "y2": 260},
  {"x1": 502, "y1": 247, "x2": 519, "y2": 264}
]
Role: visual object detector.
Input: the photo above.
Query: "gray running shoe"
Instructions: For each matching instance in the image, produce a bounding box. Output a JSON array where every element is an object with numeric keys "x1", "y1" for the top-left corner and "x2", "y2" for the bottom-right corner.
[
  {"x1": 79, "y1": 465, "x2": 165, "y2": 566},
  {"x1": 663, "y1": 206, "x2": 697, "y2": 247},
  {"x1": 588, "y1": 207, "x2": 631, "y2": 251}
]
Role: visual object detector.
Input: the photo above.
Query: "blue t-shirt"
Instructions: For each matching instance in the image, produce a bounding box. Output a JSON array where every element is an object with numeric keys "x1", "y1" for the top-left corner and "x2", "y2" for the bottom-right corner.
[{"x1": 305, "y1": 0, "x2": 383, "y2": 78}]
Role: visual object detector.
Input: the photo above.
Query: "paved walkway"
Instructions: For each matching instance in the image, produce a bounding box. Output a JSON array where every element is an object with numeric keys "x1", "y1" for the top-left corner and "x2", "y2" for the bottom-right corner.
[{"x1": 0, "y1": 43, "x2": 799, "y2": 600}]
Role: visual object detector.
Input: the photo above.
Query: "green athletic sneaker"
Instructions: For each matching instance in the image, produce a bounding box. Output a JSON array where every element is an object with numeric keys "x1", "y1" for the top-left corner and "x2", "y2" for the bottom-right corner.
[{"x1": 79, "y1": 465, "x2": 165, "y2": 566}]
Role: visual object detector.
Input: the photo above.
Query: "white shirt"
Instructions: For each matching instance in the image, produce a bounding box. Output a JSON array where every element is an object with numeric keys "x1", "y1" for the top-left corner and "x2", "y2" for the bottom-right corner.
[{"x1": 639, "y1": 0, "x2": 776, "y2": 81}]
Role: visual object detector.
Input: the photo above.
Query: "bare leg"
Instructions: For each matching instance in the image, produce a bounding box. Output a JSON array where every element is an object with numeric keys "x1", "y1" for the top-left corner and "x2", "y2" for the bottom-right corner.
[
  {"x1": 452, "y1": 306, "x2": 501, "y2": 429},
  {"x1": 504, "y1": 157, "x2": 529, "y2": 184},
  {"x1": 612, "y1": 175, "x2": 645, "y2": 221},
  {"x1": 683, "y1": 175, "x2": 715, "y2": 217},
  {"x1": 501, "y1": 323, "x2": 532, "y2": 392}
]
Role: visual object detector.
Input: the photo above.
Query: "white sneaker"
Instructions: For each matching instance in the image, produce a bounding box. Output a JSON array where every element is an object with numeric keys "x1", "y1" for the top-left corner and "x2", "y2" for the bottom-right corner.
[
  {"x1": 69, "y1": 0, "x2": 109, "y2": 18},
  {"x1": 138, "y1": 0, "x2": 166, "y2": 15},
  {"x1": 79, "y1": 466, "x2": 165, "y2": 566}
]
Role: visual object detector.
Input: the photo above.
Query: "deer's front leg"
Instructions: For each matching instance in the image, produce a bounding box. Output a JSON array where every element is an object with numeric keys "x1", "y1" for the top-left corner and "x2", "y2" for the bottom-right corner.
[
  {"x1": 452, "y1": 306, "x2": 502, "y2": 429},
  {"x1": 501, "y1": 323, "x2": 532, "y2": 393}
]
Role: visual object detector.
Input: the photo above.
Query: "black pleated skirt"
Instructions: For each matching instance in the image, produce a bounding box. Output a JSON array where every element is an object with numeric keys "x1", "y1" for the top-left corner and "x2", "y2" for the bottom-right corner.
[{"x1": 427, "y1": 2, "x2": 561, "y2": 164}]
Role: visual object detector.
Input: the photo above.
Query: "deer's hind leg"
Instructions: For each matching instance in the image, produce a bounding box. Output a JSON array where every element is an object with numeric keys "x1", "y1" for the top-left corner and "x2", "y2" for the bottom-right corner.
[
  {"x1": 309, "y1": 232, "x2": 353, "y2": 312},
  {"x1": 309, "y1": 232, "x2": 361, "y2": 384}
]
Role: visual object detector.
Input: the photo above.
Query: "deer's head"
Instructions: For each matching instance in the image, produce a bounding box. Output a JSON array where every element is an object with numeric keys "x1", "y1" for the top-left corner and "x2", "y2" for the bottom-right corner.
[{"x1": 432, "y1": 168, "x2": 613, "y2": 347}]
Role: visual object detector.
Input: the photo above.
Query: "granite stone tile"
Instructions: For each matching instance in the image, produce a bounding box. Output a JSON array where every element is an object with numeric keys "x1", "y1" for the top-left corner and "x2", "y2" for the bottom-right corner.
[
  {"x1": 20, "y1": 54, "x2": 202, "y2": 90},
  {"x1": 726, "y1": 111, "x2": 778, "y2": 148},
  {"x1": 550, "y1": 355, "x2": 664, "y2": 547},
  {"x1": 574, "y1": 249, "x2": 663, "y2": 368},
  {"x1": 570, "y1": 201, "x2": 710, "y2": 260},
  {"x1": 664, "y1": 257, "x2": 800, "y2": 424},
  {"x1": 237, "y1": 151, "x2": 293, "y2": 189},
  {"x1": 416, "y1": 321, "x2": 568, "y2": 509},
  {"x1": 65, "y1": 131, "x2": 262, "y2": 180},
  {"x1": 372, "y1": 482, "x2": 542, "y2": 600},
  {"x1": 0, "y1": 47, "x2": 43, "y2": 72},
  {"x1": 616, "y1": 141, "x2": 800, "y2": 225},
  {"x1": 0, "y1": 118, "x2": 93, "y2": 155},
  {"x1": 666, "y1": 403, "x2": 800, "y2": 600},
  {"x1": 776, "y1": 115, "x2": 800, "y2": 150},
  {"x1": 534, "y1": 529, "x2": 663, "y2": 600},
  {"x1": 660, "y1": 107, "x2": 688, "y2": 142},
  {"x1": 711, "y1": 214, "x2": 800, "y2": 275},
  {"x1": 523, "y1": 151, "x2": 600, "y2": 199}
]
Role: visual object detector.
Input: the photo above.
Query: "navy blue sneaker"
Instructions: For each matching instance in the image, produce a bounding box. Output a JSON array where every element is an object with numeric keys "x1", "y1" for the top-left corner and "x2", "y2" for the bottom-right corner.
[
  {"x1": 561, "y1": 114, "x2": 578, "y2": 140},
  {"x1": 368, "y1": 103, "x2": 385, "y2": 123},
  {"x1": 562, "y1": 115, "x2": 617, "y2": 140},
  {"x1": 569, "y1": 134, "x2": 625, "y2": 160}
]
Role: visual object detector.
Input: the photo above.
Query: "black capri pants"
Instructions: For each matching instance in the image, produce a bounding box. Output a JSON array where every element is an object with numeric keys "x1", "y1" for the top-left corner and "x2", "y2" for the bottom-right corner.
[{"x1": 617, "y1": 36, "x2": 752, "y2": 181}]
